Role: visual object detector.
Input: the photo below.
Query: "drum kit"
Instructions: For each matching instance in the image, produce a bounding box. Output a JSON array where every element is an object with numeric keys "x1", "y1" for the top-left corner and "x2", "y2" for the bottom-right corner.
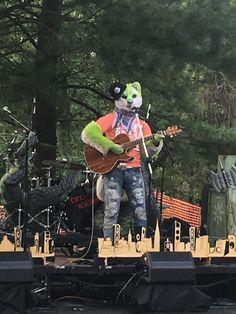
[
  {"x1": 0, "y1": 159, "x2": 100, "y2": 237},
  {"x1": 0, "y1": 115, "x2": 99, "y2": 255},
  {"x1": 42, "y1": 159, "x2": 100, "y2": 234}
]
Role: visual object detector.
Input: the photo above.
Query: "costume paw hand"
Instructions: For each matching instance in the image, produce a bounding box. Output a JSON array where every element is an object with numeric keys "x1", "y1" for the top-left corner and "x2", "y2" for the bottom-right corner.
[
  {"x1": 110, "y1": 143, "x2": 124, "y2": 155},
  {"x1": 152, "y1": 133, "x2": 164, "y2": 147},
  {"x1": 154, "y1": 133, "x2": 164, "y2": 142}
]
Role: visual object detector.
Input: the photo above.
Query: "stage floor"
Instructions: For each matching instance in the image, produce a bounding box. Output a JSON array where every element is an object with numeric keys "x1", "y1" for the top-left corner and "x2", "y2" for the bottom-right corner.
[
  {"x1": 28, "y1": 252, "x2": 236, "y2": 314},
  {"x1": 28, "y1": 300, "x2": 236, "y2": 314}
]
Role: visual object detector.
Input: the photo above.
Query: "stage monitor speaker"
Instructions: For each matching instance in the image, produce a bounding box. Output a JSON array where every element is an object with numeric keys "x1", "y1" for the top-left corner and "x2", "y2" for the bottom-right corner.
[
  {"x1": 138, "y1": 251, "x2": 195, "y2": 283},
  {"x1": 0, "y1": 252, "x2": 34, "y2": 283}
]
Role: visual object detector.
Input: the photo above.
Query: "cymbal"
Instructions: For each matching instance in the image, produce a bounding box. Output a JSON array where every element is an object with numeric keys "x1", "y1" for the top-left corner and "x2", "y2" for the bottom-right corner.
[{"x1": 42, "y1": 160, "x2": 86, "y2": 170}]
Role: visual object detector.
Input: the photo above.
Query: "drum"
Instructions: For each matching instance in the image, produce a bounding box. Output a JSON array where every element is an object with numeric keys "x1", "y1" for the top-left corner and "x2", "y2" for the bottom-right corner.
[{"x1": 64, "y1": 183, "x2": 102, "y2": 233}]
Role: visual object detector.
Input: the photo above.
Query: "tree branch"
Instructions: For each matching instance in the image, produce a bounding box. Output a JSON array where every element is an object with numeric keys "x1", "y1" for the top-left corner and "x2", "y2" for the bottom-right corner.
[
  {"x1": 0, "y1": 35, "x2": 37, "y2": 59},
  {"x1": 67, "y1": 84, "x2": 112, "y2": 102},
  {"x1": 62, "y1": 1, "x2": 118, "y2": 24},
  {"x1": 6, "y1": 14, "x2": 37, "y2": 49},
  {"x1": 69, "y1": 97, "x2": 102, "y2": 118}
]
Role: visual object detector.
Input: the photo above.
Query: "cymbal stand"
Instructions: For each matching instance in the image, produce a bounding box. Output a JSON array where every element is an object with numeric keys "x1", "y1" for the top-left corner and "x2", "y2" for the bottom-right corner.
[
  {"x1": 49, "y1": 210, "x2": 70, "y2": 234},
  {"x1": 0, "y1": 134, "x2": 25, "y2": 232},
  {"x1": 17, "y1": 205, "x2": 23, "y2": 228},
  {"x1": 26, "y1": 167, "x2": 53, "y2": 230},
  {"x1": 45, "y1": 167, "x2": 53, "y2": 228},
  {"x1": 27, "y1": 211, "x2": 50, "y2": 229},
  {"x1": 81, "y1": 168, "x2": 91, "y2": 186},
  {"x1": 2, "y1": 108, "x2": 35, "y2": 250}
]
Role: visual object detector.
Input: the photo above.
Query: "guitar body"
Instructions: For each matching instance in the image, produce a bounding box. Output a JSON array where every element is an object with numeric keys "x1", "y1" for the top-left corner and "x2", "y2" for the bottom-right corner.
[
  {"x1": 84, "y1": 133, "x2": 133, "y2": 174},
  {"x1": 84, "y1": 126, "x2": 182, "y2": 174}
]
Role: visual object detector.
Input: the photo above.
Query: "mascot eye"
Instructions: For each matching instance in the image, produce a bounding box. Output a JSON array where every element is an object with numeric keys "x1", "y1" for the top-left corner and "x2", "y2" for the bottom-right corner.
[
  {"x1": 121, "y1": 95, "x2": 127, "y2": 99},
  {"x1": 132, "y1": 94, "x2": 137, "y2": 99}
]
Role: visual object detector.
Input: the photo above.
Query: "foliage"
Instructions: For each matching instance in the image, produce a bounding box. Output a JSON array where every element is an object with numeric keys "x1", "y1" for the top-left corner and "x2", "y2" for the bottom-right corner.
[{"x1": 0, "y1": 1, "x2": 236, "y2": 203}]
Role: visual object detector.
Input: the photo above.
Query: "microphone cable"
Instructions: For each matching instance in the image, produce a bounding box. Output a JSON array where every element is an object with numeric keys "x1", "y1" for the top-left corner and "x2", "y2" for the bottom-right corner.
[{"x1": 73, "y1": 173, "x2": 96, "y2": 262}]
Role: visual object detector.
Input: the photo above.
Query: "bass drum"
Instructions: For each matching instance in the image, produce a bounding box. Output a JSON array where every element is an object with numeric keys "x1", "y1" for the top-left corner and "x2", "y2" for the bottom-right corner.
[{"x1": 64, "y1": 183, "x2": 102, "y2": 233}]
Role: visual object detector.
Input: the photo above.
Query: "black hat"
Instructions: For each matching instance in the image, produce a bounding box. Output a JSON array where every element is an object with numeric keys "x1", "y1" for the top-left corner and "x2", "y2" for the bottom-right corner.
[{"x1": 109, "y1": 82, "x2": 126, "y2": 100}]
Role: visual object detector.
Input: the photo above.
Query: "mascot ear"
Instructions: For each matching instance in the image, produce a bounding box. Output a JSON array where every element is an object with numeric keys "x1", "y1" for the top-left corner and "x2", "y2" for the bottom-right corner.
[
  {"x1": 132, "y1": 82, "x2": 141, "y2": 93},
  {"x1": 109, "y1": 82, "x2": 126, "y2": 100}
]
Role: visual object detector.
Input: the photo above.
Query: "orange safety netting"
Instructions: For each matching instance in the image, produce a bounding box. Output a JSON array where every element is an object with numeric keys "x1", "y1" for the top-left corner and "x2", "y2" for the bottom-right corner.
[{"x1": 156, "y1": 192, "x2": 202, "y2": 227}]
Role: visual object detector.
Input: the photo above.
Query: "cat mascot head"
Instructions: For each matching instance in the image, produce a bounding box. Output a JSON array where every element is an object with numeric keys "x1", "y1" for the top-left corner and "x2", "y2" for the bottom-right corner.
[{"x1": 109, "y1": 81, "x2": 142, "y2": 112}]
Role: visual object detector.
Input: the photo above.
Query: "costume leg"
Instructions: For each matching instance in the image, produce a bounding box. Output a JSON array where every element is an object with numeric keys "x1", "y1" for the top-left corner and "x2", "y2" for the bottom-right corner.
[
  {"x1": 103, "y1": 169, "x2": 123, "y2": 239},
  {"x1": 124, "y1": 168, "x2": 147, "y2": 230}
]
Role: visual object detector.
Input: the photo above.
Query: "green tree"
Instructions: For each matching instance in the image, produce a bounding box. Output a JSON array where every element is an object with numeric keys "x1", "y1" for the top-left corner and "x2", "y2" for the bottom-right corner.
[{"x1": 1, "y1": 0, "x2": 236, "y2": 203}]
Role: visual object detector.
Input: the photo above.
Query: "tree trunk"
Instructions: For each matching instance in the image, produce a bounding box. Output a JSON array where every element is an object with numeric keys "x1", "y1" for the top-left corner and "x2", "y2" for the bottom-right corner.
[{"x1": 33, "y1": 0, "x2": 63, "y2": 175}]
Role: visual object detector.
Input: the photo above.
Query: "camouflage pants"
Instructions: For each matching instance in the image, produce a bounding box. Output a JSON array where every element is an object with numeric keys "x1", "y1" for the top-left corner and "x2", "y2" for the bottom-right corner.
[{"x1": 103, "y1": 168, "x2": 147, "y2": 239}]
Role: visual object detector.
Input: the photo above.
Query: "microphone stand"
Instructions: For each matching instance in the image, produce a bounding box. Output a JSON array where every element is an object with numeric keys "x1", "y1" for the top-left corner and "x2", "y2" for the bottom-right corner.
[
  {"x1": 3, "y1": 107, "x2": 35, "y2": 135},
  {"x1": 136, "y1": 111, "x2": 153, "y2": 175},
  {"x1": 142, "y1": 104, "x2": 162, "y2": 236},
  {"x1": 135, "y1": 109, "x2": 153, "y2": 237},
  {"x1": 0, "y1": 132, "x2": 18, "y2": 169},
  {"x1": 157, "y1": 142, "x2": 175, "y2": 240},
  {"x1": 145, "y1": 107, "x2": 175, "y2": 232},
  {"x1": 22, "y1": 130, "x2": 29, "y2": 251},
  {"x1": 2, "y1": 107, "x2": 35, "y2": 251},
  {"x1": 143, "y1": 104, "x2": 154, "y2": 228}
]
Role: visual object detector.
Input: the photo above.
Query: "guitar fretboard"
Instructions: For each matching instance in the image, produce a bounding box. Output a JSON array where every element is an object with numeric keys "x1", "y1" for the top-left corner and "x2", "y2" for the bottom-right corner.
[{"x1": 122, "y1": 132, "x2": 165, "y2": 150}]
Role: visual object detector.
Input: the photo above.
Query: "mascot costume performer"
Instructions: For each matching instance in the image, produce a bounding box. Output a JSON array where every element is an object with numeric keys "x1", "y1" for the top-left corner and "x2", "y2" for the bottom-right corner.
[{"x1": 81, "y1": 81, "x2": 162, "y2": 239}]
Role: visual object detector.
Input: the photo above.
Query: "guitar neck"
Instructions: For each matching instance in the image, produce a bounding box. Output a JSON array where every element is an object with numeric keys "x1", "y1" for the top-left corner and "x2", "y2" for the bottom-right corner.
[{"x1": 122, "y1": 133, "x2": 161, "y2": 150}]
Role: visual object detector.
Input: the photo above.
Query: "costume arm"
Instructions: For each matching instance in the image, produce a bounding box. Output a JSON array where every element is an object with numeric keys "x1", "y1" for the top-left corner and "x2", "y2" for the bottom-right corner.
[
  {"x1": 142, "y1": 121, "x2": 163, "y2": 158},
  {"x1": 81, "y1": 121, "x2": 123, "y2": 155}
]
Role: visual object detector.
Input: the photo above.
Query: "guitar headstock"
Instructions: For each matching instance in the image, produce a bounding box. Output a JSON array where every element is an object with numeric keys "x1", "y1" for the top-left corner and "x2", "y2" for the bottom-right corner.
[{"x1": 165, "y1": 126, "x2": 182, "y2": 138}]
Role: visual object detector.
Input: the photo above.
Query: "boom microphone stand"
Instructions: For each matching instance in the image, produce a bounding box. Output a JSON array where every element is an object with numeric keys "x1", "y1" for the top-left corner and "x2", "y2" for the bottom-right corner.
[
  {"x1": 141, "y1": 104, "x2": 163, "y2": 235},
  {"x1": 2, "y1": 106, "x2": 35, "y2": 251},
  {"x1": 145, "y1": 104, "x2": 154, "y2": 214},
  {"x1": 143, "y1": 106, "x2": 175, "y2": 223},
  {"x1": 159, "y1": 143, "x2": 175, "y2": 215},
  {"x1": 135, "y1": 109, "x2": 154, "y2": 236},
  {"x1": 136, "y1": 109, "x2": 153, "y2": 175}
]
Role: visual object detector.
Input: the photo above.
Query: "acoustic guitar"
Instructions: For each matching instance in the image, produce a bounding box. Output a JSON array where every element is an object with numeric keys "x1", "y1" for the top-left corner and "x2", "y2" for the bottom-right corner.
[{"x1": 84, "y1": 126, "x2": 182, "y2": 174}]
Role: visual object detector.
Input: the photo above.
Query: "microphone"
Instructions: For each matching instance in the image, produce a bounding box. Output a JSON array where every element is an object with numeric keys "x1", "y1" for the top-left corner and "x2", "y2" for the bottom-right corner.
[
  {"x1": 2, "y1": 106, "x2": 11, "y2": 114},
  {"x1": 146, "y1": 104, "x2": 151, "y2": 120}
]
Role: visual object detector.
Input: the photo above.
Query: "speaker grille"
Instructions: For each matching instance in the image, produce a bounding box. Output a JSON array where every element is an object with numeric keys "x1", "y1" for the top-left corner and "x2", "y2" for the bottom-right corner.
[{"x1": 0, "y1": 252, "x2": 34, "y2": 282}]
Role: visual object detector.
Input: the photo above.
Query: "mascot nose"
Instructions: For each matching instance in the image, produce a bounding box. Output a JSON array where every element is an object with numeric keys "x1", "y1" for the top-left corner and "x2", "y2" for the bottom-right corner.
[{"x1": 127, "y1": 99, "x2": 133, "y2": 105}]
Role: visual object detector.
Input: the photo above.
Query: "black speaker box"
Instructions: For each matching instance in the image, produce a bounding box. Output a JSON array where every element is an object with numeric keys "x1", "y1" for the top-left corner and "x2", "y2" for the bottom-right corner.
[
  {"x1": 0, "y1": 252, "x2": 34, "y2": 282},
  {"x1": 138, "y1": 251, "x2": 195, "y2": 283}
]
